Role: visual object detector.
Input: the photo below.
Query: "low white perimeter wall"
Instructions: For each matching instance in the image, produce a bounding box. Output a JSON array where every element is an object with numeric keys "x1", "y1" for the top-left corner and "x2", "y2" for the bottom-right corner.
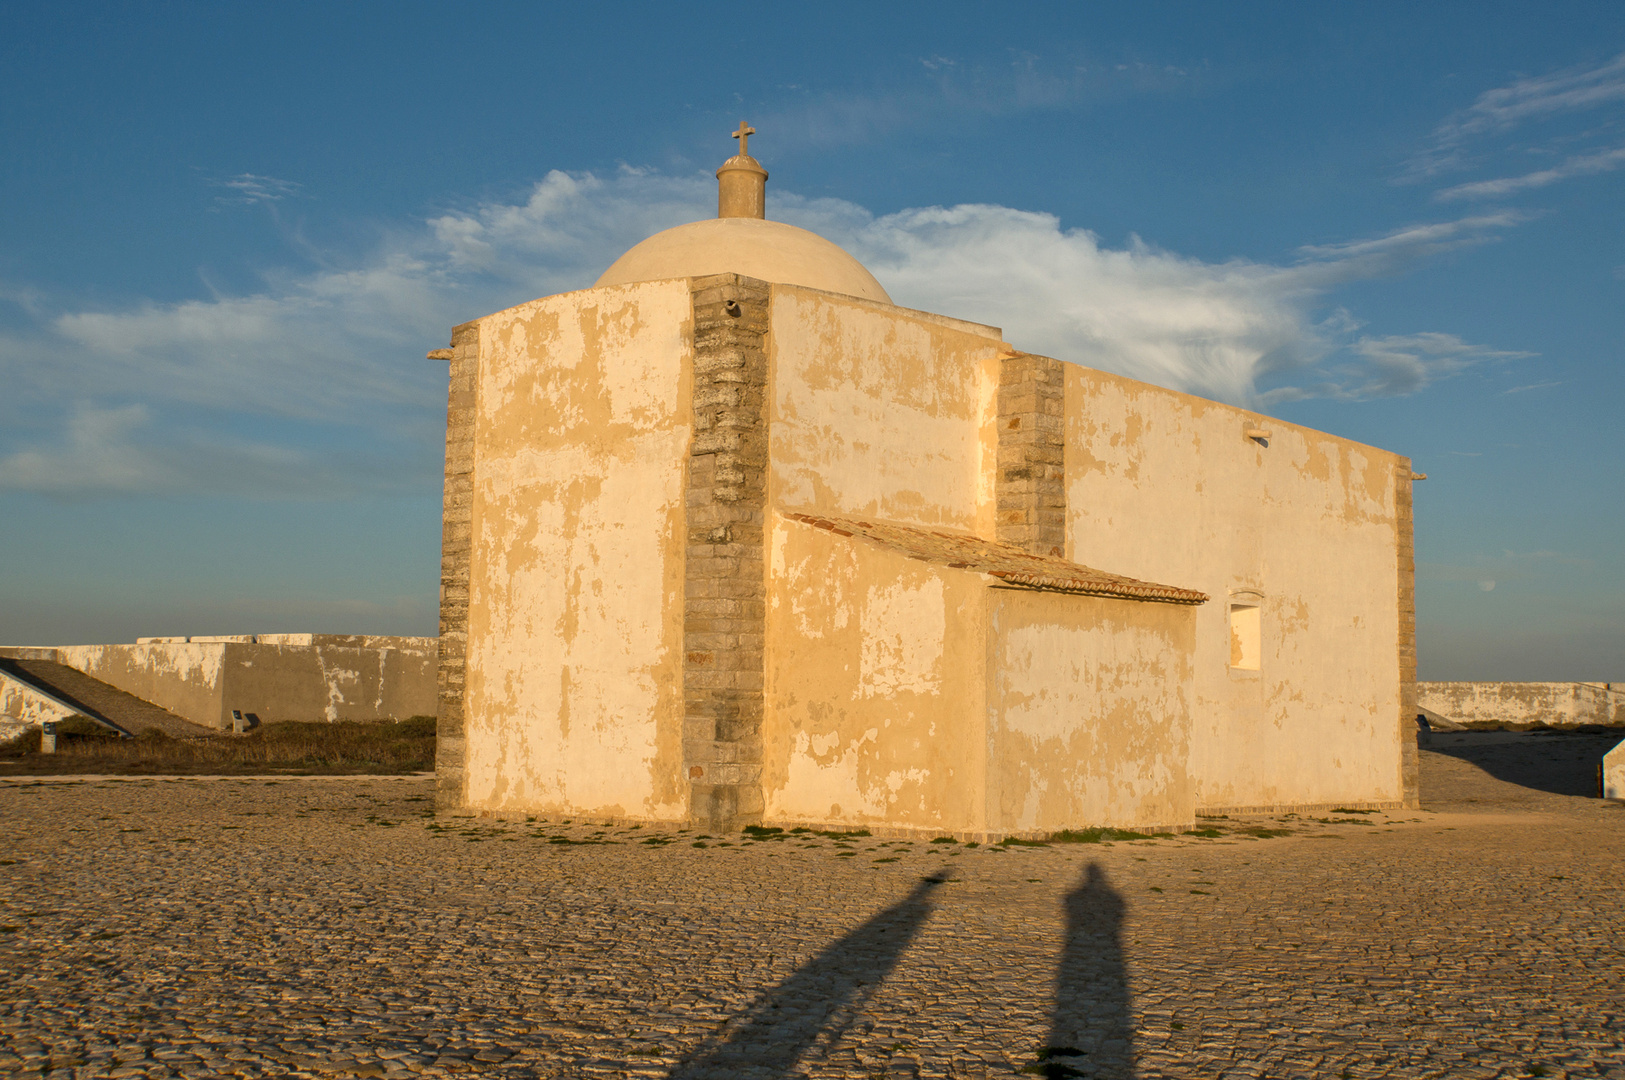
[
  {"x1": 57, "y1": 642, "x2": 227, "y2": 731},
  {"x1": 56, "y1": 638, "x2": 438, "y2": 730},
  {"x1": 1605, "y1": 739, "x2": 1625, "y2": 800},
  {"x1": 1419, "y1": 682, "x2": 1625, "y2": 729},
  {"x1": 0, "y1": 669, "x2": 78, "y2": 741}
]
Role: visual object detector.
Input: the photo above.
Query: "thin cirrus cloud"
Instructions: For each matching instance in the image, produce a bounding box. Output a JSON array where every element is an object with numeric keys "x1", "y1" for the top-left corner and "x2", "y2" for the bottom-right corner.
[
  {"x1": 1407, "y1": 50, "x2": 1625, "y2": 218},
  {"x1": 212, "y1": 173, "x2": 304, "y2": 207},
  {"x1": 1270, "y1": 332, "x2": 1532, "y2": 404},
  {"x1": 1436, "y1": 144, "x2": 1625, "y2": 201},
  {"x1": 0, "y1": 402, "x2": 345, "y2": 498},
  {"x1": 0, "y1": 168, "x2": 1526, "y2": 497},
  {"x1": 1408, "y1": 50, "x2": 1625, "y2": 179},
  {"x1": 758, "y1": 50, "x2": 1204, "y2": 151}
]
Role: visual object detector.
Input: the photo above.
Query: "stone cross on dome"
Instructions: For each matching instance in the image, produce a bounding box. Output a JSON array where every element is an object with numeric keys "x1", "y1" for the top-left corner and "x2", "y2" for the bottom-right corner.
[{"x1": 717, "y1": 122, "x2": 768, "y2": 219}]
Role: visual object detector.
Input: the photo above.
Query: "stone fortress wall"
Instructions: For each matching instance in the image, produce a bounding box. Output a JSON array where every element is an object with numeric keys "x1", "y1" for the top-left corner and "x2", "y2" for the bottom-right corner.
[
  {"x1": 0, "y1": 635, "x2": 436, "y2": 733},
  {"x1": 1420, "y1": 681, "x2": 1624, "y2": 730}
]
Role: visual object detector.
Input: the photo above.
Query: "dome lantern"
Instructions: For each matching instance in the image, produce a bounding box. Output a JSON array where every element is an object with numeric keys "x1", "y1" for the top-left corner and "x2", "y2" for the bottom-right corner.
[
  {"x1": 717, "y1": 121, "x2": 768, "y2": 219},
  {"x1": 592, "y1": 124, "x2": 893, "y2": 304}
]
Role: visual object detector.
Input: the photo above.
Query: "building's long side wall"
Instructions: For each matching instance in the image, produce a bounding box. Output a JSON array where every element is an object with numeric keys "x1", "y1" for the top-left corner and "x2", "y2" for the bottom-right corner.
[
  {"x1": 988, "y1": 590, "x2": 1196, "y2": 832},
  {"x1": 1062, "y1": 366, "x2": 1407, "y2": 811},
  {"x1": 461, "y1": 281, "x2": 692, "y2": 819},
  {"x1": 763, "y1": 516, "x2": 990, "y2": 834},
  {"x1": 768, "y1": 287, "x2": 1004, "y2": 537}
]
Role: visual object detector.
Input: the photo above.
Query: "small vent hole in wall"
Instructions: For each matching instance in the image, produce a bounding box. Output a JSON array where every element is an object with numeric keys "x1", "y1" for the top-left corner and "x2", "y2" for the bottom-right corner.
[{"x1": 1229, "y1": 603, "x2": 1261, "y2": 671}]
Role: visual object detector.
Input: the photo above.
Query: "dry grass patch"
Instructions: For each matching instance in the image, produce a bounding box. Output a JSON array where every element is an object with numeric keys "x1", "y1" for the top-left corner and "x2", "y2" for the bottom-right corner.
[{"x1": 0, "y1": 716, "x2": 436, "y2": 775}]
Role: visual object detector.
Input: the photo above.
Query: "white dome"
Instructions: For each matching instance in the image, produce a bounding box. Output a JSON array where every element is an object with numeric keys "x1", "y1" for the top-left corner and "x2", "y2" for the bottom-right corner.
[{"x1": 594, "y1": 217, "x2": 892, "y2": 304}]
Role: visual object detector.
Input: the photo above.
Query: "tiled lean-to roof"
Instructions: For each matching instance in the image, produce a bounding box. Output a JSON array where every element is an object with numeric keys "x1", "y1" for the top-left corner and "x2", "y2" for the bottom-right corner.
[{"x1": 783, "y1": 513, "x2": 1208, "y2": 606}]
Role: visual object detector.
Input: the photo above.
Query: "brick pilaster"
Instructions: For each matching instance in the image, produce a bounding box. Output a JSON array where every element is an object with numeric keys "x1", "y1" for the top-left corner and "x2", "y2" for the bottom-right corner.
[
  {"x1": 997, "y1": 353, "x2": 1066, "y2": 556},
  {"x1": 1396, "y1": 461, "x2": 1420, "y2": 808},
  {"x1": 684, "y1": 274, "x2": 771, "y2": 829},
  {"x1": 434, "y1": 320, "x2": 479, "y2": 812}
]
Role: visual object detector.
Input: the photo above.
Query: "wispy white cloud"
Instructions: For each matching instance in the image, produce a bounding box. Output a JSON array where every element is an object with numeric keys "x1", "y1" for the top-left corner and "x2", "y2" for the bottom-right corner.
[
  {"x1": 1260, "y1": 332, "x2": 1532, "y2": 405},
  {"x1": 213, "y1": 173, "x2": 304, "y2": 207},
  {"x1": 1437, "y1": 52, "x2": 1625, "y2": 142},
  {"x1": 1333, "y1": 333, "x2": 1531, "y2": 399},
  {"x1": 0, "y1": 168, "x2": 1525, "y2": 496},
  {"x1": 0, "y1": 402, "x2": 354, "y2": 497},
  {"x1": 1502, "y1": 380, "x2": 1563, "y2": 395},
  {"x1": 1410, "y1": 51, "x2": 1625, "y2": 180},
  {"x1": 1436, "y1": 143, "x2": 1625, "y2": 201},
  {"x1": 1406, "y1": 49, "x2": 1625, "y2": 221},
  {"x1": 1292, "y1": 212, "x2": 1526, "y2": 268},
  {"x1": 756, "y1": 48, "x2": 1203, "y2": 151},
  {"x1": 38, "y1": 259, "x2": 447, "y2": 421}
]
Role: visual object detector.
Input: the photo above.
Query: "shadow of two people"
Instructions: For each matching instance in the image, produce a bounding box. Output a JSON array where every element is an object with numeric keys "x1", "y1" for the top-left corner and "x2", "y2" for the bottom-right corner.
[{"x1": 671, "y1": 862, "x2": 1132, "y2": 1079}]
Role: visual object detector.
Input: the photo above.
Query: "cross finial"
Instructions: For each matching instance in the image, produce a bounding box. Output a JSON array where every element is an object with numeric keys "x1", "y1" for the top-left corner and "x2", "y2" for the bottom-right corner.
[{"x1": 732, "y1": 121, "x2": 755, "y2": 157}]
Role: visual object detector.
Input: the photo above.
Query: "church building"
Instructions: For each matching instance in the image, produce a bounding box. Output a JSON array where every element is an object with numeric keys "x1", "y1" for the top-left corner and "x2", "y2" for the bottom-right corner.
[{"x1": 429, "y1": 126, "x2": 1420, "y2": 836}]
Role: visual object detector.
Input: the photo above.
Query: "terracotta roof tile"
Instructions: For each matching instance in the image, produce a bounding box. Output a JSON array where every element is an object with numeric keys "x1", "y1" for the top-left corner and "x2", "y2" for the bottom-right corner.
[{"x1": 784, "y1": 513, "x2": 1207, "y2": 605}]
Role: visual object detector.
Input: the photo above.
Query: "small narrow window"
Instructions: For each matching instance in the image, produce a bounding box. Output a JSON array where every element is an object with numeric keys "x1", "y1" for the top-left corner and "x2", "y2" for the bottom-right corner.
[{"x1": 1229, "y1": 603, "x2": 1261, "y2": 671}]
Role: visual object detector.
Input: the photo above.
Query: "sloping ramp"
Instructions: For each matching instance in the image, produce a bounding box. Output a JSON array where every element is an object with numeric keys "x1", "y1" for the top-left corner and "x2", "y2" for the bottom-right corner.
[{"x1": 0, "y1": 659, "x2": 216, "y2": 739}]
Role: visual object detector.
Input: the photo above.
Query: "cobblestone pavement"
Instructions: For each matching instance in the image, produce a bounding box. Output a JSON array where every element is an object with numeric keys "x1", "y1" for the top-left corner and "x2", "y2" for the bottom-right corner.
[{"x1": 2, "y1": 739, "x2": 1623, "y2": 1080}]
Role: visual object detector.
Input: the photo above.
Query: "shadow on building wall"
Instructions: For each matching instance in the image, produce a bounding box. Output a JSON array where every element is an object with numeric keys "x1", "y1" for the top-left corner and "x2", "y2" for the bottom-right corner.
[
  {"x1": 1032, "y1": 861, "x2": 1134, "y2": 1079},
  {"x1": 668, "y1": 871, "x2": 948, "y2": 1078}
]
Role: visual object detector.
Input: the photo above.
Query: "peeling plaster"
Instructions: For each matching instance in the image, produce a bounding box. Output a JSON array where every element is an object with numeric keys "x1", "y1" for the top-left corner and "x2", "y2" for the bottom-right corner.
[
  {"x1": 1063, "y1": 365, "x2": 1404, "y2": 809},
  {"x1": 859, "y1": 579, "x2": 945, "y2": 698},
  {"x1": 990, "y1": 592, "x2": 1194, "y2": 831},
  {"x1": 770, "y1": 288, "x2": 1003, "y2": 531},
  {"x1": 463, "y1": 281, "x2": 690, "y2": 819}
]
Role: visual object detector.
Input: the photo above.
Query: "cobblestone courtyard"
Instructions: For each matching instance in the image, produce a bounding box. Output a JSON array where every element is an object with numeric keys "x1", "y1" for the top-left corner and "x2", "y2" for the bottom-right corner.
[{"x1": 2, "y1": 736, "x2": 1622, "y2": 1079}]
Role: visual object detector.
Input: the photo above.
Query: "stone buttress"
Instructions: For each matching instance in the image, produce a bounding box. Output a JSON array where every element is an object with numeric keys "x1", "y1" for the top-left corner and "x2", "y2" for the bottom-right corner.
[
  {"x1": 996, "y1": 352, "x2": 1066, "y2": 557},
  {"x1": 683, "y1": 274, "x2": 771, "y2": 828},
  {"x1": 432, "y1": 321, "x2": 478, "y2": 811}
]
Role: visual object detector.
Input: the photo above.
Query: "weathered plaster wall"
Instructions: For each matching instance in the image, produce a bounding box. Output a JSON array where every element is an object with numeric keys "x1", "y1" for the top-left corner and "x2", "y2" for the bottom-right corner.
[
  {"x1": 216, "y1": 641, "x2": 436, "y2": 726},
  {"x1": 1420, "y1": 682, "x2": 1625, "y2": 729},
  {"x1": 57, "y1": 643, "x2": 225, "y2": 728},
  {"x1": 1604, "y1": 738, "x2": 1625, "y2": 800},
  {"x1": 0, "y1": 669, "x2": 77, "y2": 740},
  {"x1": 988, "y1": 589, "x2": 1195, "y2": 832},
  {"x1": 764, "y1": 515, "x2": 1196, "y2": 835},
  {"x1": 1062, "y1": 366, "x2": 1407, "y2": 811},
  {"x1": 768, "y1": 287, "x2": 1005, "y2": 536},
  {"x1": 763, "y1": 514, "x2": 990, "y2": 833},
  {"x1": 461, "y1": 280, "x2": 692, "y2": 819},
  {"x1": 53, "y1": 639, "x2": 437, "y2": 729}
]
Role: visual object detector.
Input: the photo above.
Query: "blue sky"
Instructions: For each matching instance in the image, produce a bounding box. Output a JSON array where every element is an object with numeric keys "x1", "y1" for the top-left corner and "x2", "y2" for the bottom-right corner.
[{"x1": 1, "y1": 2, "x2": 1621, "y2": 680}]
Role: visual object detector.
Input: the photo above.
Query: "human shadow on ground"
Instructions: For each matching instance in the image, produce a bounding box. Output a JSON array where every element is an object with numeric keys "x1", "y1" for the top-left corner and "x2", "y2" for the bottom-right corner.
[
  {"x1": 668, "y1": 870, "x2": 948, "y2": 1078},
  {"x1": 1425, "y1": 733, "x2": 1621, "y2": 798},
  {"x1": 1029, "y1": 861, "x2": 1134, "y2": 1080}
]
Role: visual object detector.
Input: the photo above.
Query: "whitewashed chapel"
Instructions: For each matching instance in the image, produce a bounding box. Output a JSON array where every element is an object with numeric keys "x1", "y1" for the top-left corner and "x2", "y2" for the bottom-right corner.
[{"x1": 428, "y1": 126, "x2": 1419, "y2": 835}]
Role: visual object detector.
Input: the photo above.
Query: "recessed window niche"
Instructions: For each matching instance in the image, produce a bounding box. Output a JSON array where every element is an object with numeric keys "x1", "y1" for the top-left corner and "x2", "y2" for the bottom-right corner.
[{"x1": 1229, "y1": 596, "x2": 1262, "y2": 671}]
